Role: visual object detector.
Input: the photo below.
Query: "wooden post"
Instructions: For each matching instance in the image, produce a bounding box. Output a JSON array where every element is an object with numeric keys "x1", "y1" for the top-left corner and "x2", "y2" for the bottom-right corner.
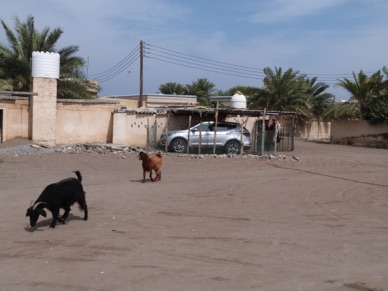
[
  {"x1": 146, "y1": 117, "x2": 149, "y2": 150},
  {"x1": 198, "y1": 112, "x2": 202, "y2": 155},
  {"x1": 164, "y1": 112, "x2": 169, "y2": 153},
  {"x1": 153, "y1": 115, "x2": 157, "y2": 148},
  {"x1": 212, "y1": 102, "x2": 219, "y2": 154},
  {"x1": 187, "y1": 115, "x2": 192, "y2": 154},
  {"x1": 139, "y1": 40, "x2": 144, "y2": 108},
  {"x1": 261, "y1": 108, "x2": 266, "y2": 155}
]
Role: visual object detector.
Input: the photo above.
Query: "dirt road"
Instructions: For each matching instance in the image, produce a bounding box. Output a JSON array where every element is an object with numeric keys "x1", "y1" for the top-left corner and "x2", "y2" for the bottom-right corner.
[{"x1": 0, "y1": 140, "x2": 387, "y2": 290}]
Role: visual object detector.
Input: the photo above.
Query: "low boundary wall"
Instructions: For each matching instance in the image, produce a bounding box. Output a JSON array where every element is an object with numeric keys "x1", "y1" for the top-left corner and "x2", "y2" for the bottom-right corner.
[{"x1": 331, "y1": 120, "x2": 388, "y2": 148}]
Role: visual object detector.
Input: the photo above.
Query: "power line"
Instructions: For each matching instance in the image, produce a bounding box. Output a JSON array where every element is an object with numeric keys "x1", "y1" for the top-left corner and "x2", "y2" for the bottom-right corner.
[
  {"x1": 145, "y1": 55, "x2": 260, "y2": 80},
  {"x1": 88, "y1": 44, "x2": 140, "y2": 83},
  {"x1": 145, "y1": 42, "x2": 264, "y2": 75},
  {"x1": 97, "y1": 55, "x2": 139, "y2": 83},
  {"x1": 88, "y1": 41, "x2": 382, "y2": 87}
]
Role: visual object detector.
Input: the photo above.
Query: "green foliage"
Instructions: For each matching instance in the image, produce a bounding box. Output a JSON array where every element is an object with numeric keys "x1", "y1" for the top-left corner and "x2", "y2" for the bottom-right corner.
[
  {"x1": 186, "y1": 78, "x2": 216, "y2": 105},
  {"x1": 225, "y1": 86, "x2": 261, "y2": 97},
  {"x1": 247, "y1": 67, "x2": 311, "y2": 119},
  {"x1": 158, "y1": 82, "x2": 185, "y2": 95},
  {"x1": 159, "y1": 78, "x2": 216, "y2": 106},
  {"x1": 305, "y1": 77, "x2": 335, "y2": 120},
  {"x1": 324, "y1": 102, "x2": 361, "y2": 120},
  {"x1": 338, "y1": 69, "x2": 388, "y2": 124},
  {"x1": 0, "y1": 15, "x2": 97, "y2": 98},
  {"x1": 157, "y1": 68, "x2": 386, "y2": 124}
]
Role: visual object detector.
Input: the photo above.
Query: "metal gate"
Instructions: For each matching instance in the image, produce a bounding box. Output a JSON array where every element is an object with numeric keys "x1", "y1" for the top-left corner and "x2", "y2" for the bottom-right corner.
[
  {"x1": 276, "y1": 117, "x2": 295, "y2": 152},
  {"x1": 253, "y1": 117, "x2": 295, "y2": 155}
]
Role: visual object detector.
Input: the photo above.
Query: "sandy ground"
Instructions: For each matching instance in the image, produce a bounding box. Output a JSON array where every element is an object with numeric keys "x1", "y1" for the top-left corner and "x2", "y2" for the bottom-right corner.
[{"x1": 0, "y1": 139, "x2": 387, "y2": 291}]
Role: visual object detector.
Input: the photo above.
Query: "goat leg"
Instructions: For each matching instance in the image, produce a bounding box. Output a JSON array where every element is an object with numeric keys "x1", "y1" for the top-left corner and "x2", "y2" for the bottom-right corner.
[
  {"x1": 50, "y1": 208, "x2": 61, "y2": 228},
  {"x1": 150, "y1": 171, "x2": 154, "y2": 182},
  {"x1": 142, "y1": 170, "x2": 146, "y2": 183},
  {"x1": 156, "y1": 170, "x2": 161, "y2": 181},
  {"x1": 83, "y1": 205, "x2": 88, "y2": 221},
  {"x1": 61, "y1": 207, "x2": 71, "y2": 222}
]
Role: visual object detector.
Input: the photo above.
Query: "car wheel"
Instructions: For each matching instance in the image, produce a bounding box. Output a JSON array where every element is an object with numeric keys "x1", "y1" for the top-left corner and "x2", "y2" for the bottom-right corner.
[
  {"x1": 171, "y1": 138, "x2": 187, "y2": 153},
  {"x1": 225, "y1": 140, "x2": 240, "y2": 154}
]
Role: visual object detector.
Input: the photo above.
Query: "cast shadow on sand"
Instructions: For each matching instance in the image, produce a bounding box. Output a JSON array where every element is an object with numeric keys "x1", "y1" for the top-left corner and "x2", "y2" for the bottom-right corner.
[{"x1": 24, "y1": 213, "x2": 84, "y2": 232}]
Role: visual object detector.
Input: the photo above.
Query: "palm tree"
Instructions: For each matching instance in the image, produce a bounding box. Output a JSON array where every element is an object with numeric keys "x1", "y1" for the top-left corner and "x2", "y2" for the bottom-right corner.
[
  {"x1": 324, "y1": 101, "x2": 361, "y2": 120},
  {"x1": 159, "y1": 82, "x2": 185, "y2": 95},
  {"x1": 305, "y1": 77, "x2": 334, "y2": 120},
  {"x1": 184, "y1": 78, "x2": 216, "y2": 105},
  {"x1": 0, "y1": 15, "x2": 97, "y2": 98},
  {"x1": 338, "y1": 70, "x2": 388, "y2": 123},
  {"x1": 227, "y1": 85, "x2": 261, "y2": 97},
  {"x1": 248, "y1": 67, "x2": 310, "y2": 115}
]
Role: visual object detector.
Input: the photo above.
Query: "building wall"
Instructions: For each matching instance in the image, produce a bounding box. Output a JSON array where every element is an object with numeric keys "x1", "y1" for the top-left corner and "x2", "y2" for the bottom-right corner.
[
  {"x1": 331, "y1": 120, "x2": 388, "y2": 148},
  {"x1": 2, "y1": 96, "x2": 387, "y2": 149},
  {"x1": 0, "y1": 98, "x2": 30, "y2": 141},
  {"x1": 113, "y1": 112, "x2": 168, "y2": 146},
  {"x1": 56, "y1": 101, "x2": 118, "y2": 144},
  {"x1": 296, "y1": 120, "x2": 331, "y2": 140}
]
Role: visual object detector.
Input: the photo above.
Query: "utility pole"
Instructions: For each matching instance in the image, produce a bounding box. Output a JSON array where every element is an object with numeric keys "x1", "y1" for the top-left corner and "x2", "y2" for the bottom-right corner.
[{"x1": 139, "y1": 40, "x2": 144, "y2": 108}]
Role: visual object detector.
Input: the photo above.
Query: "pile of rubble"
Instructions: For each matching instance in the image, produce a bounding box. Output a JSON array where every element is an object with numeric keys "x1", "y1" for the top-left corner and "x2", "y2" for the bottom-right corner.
[
  {"x1": 55, "y1": 144, "x2": 141, "y2": 155},
  {"x1": 1, "y1": 142, "x2": 300, "y2": 161}
]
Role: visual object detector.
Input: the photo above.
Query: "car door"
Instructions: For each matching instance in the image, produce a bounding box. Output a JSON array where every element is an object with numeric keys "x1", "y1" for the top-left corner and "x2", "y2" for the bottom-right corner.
[{"x1": 189, "y1": 122, "x2": 211, "y2": 149}]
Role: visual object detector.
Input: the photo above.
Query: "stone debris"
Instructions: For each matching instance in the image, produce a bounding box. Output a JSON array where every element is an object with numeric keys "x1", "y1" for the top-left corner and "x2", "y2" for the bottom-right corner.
[{"x1": 0, "y1": 142, "x2": 297, "y2": 161}]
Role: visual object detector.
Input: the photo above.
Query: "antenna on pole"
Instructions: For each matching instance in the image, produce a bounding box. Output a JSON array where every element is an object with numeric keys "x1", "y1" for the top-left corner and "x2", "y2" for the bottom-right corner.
[{"x1": 139, "y1": 40, "x2": 144, "y2": 108}]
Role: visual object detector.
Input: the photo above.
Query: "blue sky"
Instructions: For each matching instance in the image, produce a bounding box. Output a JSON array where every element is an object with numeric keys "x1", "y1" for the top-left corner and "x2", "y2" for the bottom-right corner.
[{"x1": 1, "y1": 0, "x2": 387, "y2": 101}]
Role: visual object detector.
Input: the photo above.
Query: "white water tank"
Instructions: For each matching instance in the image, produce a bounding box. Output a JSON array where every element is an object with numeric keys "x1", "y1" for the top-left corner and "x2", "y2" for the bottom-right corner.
[
  {"x1": 31, "y1": 51, "x2": 60, "y2": 79},
  {"x1": 230, "y1": 92, "x2": 246, "y2": 109}
]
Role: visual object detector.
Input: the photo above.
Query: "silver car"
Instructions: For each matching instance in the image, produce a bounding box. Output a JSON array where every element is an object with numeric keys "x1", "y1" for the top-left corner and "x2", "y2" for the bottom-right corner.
[{"x1": 159, "y1": 121, "x2": 251, "y2": 154}]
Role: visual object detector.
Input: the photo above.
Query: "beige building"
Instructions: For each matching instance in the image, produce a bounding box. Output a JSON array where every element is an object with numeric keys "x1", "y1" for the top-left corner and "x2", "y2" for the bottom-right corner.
[{"x1": 0, "y1": 52, "x2": 386, "y2": 149}]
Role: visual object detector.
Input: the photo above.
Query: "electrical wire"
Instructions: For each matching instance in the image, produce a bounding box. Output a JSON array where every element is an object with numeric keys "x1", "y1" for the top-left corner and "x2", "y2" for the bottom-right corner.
[
  {"x1": 143, "y1": 42, "x2": 377, "y2": 86},
  {"x1": 144, "y1": 42, "x2": 265, "y2": 78},
  {"x1": 88, "y1": 44, "x2": 140, "y2": 83},
  {"x1": 88, "y1": 41, "x2": 381, "y2": 86}
]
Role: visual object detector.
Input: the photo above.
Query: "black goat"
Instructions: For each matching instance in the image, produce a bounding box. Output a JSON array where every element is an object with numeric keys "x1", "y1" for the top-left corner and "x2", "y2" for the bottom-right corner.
[{"x1": 26, "y1": 171, "x2": 88, "y2": 228}]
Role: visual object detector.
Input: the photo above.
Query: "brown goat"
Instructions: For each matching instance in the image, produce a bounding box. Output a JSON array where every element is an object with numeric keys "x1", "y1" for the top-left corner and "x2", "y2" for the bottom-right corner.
[{"x1": 138, "y1": 151, "x2": 162, "y2": 183}]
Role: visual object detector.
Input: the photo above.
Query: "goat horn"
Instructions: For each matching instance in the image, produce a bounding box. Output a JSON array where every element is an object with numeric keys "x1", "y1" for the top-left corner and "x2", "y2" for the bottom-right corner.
[
  {"x1": 29, "y1": 200, "x2": 34, "y2": 207},
  {"x1": 32, "y1": 202, "x2": 47, "y2": 209}
]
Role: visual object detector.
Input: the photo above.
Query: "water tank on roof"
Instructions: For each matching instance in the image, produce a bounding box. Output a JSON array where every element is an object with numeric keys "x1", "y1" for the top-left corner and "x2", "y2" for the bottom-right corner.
[
  {"x1": 31, "y1": 51, "x2": 60, "y2": 79},
  {"x1": 230, "y1": 92, "x2": 246, "y2": 109}
]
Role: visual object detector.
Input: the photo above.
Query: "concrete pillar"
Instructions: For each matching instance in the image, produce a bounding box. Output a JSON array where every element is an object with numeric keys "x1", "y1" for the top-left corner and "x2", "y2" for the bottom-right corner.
[
  {"x1": 31, "y1": 78, "x2": 57, "y2": 146},
  {"x1": 30, "y1": 52, "x2": 60, "y2": 147}
]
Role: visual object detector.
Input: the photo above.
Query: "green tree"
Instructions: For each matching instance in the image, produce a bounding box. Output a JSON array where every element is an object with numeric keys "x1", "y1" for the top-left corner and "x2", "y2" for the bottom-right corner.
[
  {"x1": 226, "y1": 86, "x2": 261, "y2": 98},
  {"x1": 324, "y1": 101, "x2": 361, "y2": 120},
  {"x1": 248, "y1": 67, "x2": 310, "y2": 115},
  {"x1": 0, "y1": 15, "x2": 97, "y2": 98},
  {"x1": 338, "y1": 69, "x2": 388, "y2": 124},
  {"x1": 213, "y1": 89, "x2": 231, "y2": 96},
  {"x1": 305, "y1": 77, "x2": 335, "y2": 120},
  {"x1": 159, "y1": 82, "x2": 185, "y2": 95},
  {"x1": 184, "y1": 78, "x2": 216, "y2": 106}
]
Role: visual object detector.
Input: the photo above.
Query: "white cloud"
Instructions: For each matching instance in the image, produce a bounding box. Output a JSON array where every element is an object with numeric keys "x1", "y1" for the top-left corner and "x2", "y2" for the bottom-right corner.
[
  {"x1": 248, "y1": 0, "x2": 348, "y2": 23},
  {"x1": 1, "y1": 0, "x2": 387, "y2": 100}
]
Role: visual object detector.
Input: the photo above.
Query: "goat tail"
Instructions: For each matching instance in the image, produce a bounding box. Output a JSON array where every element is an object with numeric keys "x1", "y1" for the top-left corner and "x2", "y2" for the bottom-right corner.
[{"x1": 74, "y1": 171, "x2": 82, "y2": 182}]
